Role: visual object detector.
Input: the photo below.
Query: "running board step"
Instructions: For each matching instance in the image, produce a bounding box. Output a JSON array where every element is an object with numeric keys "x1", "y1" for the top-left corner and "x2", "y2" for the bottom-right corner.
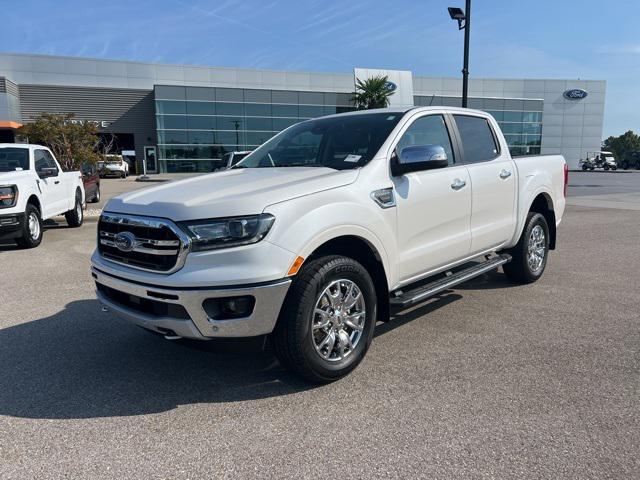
[{"x1": 390, "y1": 254, "x2": 512, "y2": 308}]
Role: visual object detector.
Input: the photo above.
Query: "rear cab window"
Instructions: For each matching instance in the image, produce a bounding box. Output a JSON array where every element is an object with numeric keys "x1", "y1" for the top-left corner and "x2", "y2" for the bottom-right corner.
[{"x1": 453, "y1": 115, "x2": 500, "y2": 163}]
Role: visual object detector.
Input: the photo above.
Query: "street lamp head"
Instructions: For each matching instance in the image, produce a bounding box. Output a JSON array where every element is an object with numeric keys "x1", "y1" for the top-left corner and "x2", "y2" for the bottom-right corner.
[{"x1": 448, "y1": 7, "x2": 465, "y2": 20}]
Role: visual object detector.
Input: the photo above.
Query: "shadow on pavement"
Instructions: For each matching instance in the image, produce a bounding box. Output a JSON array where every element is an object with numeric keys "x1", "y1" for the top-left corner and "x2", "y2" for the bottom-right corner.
[
  {"x1": 0, "y1": 299, "x2": 313, "y2": 419},
  {"x1": 0, "y1": 285, "x2": 481, "y2": 420}
]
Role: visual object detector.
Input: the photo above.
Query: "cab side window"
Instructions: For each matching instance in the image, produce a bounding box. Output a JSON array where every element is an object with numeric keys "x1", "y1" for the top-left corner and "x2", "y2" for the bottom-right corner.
[
  {"x1": 453, "y1": 115, "x2": 499, "y2": 163},
  {"x1": 397, "y1": 115, "x2": 455, "y2": 165},
  {"x1": 42, "y1": 150, "x2": 58, "y2": 171},
  {"x1": 34, "y1": 150, "x2": 48, "y2": 171}
]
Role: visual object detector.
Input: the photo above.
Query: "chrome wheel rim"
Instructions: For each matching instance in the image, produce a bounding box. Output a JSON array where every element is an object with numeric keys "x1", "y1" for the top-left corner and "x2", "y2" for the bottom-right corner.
[
  {"x1": 28, "y1": 212, "x2": 40, "y2": 240},
  {"x1": 527, "y1": 225, "x2": 546, "y2": 272},
  {"x1": 311, "y1": 279, "x2": 366, "y2": 362}
]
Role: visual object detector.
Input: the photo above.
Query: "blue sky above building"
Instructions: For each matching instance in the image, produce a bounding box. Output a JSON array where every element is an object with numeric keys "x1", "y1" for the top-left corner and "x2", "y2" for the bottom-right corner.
[{"x1": 2, "y1": 0, "x2": 637, "y2": 137}]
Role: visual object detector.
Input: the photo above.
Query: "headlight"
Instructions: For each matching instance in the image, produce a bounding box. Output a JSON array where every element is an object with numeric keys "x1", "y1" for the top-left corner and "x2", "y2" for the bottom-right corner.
[
  {"x1": 179, "y1": 214, "x2": 275, "y2": 251},
  {"x1": 0, "y1": 185, "x2": 17, "y2": 208}
]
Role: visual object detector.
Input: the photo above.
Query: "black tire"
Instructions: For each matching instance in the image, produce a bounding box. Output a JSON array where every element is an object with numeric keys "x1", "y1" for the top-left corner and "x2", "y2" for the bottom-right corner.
[
  {"x1": 503, "y1": 212, "x2": 550, "y2": 284},
  {"x1": 65, "y1": 192, "x2": 84, "y2": 227},
  {"x1": 604, "y1": 164, "x2": 609, "y2": 171},
  {"x1": 91, "y1": 185, "x2": 101, "y2": 203},
  {"x1": 581, "y1": 164, "x2": 588, "y2": 171},
  {"x1": 273, "y1": 255, "x2": 377, "y2": 383},
  {"x1": 15, "y1": 203, "x2": 43, "y2": 249}
]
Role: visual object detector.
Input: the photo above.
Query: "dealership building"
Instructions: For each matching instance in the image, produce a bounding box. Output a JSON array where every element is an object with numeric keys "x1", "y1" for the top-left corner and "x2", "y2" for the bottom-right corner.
[{"x1": 0, "y1": 52, "x2": 605, "y2": 172}]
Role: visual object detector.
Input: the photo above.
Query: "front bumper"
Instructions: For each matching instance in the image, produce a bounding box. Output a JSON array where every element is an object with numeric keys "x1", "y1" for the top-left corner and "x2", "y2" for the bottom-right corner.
[
  {"x1": 0, "y1": 212, "x2": 25, "y2": 240},
  {"x1": 92, "y1": 266, "x2": 291, "y2": 339}
]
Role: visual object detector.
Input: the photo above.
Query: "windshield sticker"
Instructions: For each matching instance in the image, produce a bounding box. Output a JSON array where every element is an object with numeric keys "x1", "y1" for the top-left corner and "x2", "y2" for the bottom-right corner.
[
  {"x1": 344, "y1": 154, "x2": 362, "y2": 163},
  {"x1": 387, "y1": 115, "x2": 397, "y2": 120},
  {"x1": 15, "y1": 167, "x2": 23, "y2": 171}
]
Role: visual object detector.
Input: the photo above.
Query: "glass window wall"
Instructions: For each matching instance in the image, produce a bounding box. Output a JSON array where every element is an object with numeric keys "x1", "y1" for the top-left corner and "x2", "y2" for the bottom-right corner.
[{"x1": 155, "y1": 86, "x2": 355, "y2": 172}]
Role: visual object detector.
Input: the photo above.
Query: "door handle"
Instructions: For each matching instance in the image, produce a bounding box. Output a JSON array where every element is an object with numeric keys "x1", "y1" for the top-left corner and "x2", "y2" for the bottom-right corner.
[
  {"x1": 54, "y1": 180, "x2": 60, "y2": 184},
  {"x1": 450, "y1": 178, "x2": 466, "y2": 190},
  {"x1": 499, "y1": 169, "x2": 512, "y2": 179}
]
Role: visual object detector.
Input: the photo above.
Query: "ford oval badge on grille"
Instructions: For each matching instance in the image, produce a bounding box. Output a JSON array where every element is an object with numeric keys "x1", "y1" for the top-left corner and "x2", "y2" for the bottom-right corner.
[{"x1": 114, "y1": 231, "x2": 137, "y2": 252}]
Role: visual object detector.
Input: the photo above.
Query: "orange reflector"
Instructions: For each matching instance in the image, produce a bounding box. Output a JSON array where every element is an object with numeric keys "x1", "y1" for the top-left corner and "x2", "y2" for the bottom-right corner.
[{"x1": 287, "y1": 256, "x2": 305, "y2": 276}]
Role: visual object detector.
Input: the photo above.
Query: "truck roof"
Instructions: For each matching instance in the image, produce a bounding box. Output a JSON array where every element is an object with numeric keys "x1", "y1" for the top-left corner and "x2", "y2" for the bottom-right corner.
[
  {"x1": 0, "y1": 143, "x2": 46, "y2": 150},
  {"x1": 319, "y1": 106, "x2": 490, "y2": 119}
]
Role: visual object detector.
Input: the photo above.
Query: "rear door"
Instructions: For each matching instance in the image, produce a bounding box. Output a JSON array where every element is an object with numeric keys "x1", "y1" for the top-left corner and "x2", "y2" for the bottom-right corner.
[
  {"x1": 452, "y1": 114, "x2": 517, "y2": 254},
  {"x1": 392, "y1": 113, "x2": 472, "y2": 283}
]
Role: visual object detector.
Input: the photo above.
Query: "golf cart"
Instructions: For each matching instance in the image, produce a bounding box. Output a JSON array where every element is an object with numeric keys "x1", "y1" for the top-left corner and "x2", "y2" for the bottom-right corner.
[{"x1": 580, "y1": 151, "x2": 617, "y2": 171}]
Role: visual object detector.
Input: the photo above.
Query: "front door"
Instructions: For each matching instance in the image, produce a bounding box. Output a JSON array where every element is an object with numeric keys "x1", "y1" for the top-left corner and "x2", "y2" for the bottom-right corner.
[
  {"x1": 392, "y1": 113, "x2": 472, "y2": 284},
  {"x1": 144, "y1": 146, "x2": 157, "y2": 174},
  {"x1": 34, "y1": 149, "x2": 67, "y2": 217},
  {"x1": 452, "y1": 114, "x2": 517, "y2": 253}
]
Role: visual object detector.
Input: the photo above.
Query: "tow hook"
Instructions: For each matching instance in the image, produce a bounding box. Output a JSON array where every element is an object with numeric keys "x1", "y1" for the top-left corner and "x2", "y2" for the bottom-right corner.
[{"x1": 163, "y1": 334, "x2": 182, "y2": 341}]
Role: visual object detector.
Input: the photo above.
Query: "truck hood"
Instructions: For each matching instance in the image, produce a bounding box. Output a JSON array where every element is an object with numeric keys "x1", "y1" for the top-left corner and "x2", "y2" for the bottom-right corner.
[
  {"x1": 0, "y1": 170, "x2": 32, "y2": 185},
  {"x1": 105, "y1": 167, "x2": 359, "y2": 221}
]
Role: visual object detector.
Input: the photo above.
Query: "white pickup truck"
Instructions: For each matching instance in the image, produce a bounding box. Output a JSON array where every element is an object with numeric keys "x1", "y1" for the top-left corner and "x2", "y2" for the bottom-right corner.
[
  {"x1": 92, "y1": 107, "x2": 567, "y2": 382},
  {"x1": 0, "y1": 144, "x2": 85, "y2": 248}
]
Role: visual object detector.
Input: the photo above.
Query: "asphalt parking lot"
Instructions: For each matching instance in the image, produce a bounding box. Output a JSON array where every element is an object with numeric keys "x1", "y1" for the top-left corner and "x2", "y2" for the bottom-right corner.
[{"x1": 0, "y1": 173, "x2": 638, "y2": 479}]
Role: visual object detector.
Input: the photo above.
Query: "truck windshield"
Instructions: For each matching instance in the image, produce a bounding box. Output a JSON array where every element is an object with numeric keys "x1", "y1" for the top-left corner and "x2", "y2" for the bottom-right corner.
[
  {"x1": 0, "y1": 148, "x2": 29, "y2": 172},
  {"x1": 235, "y1": 112, "x2": 404, "y2": 170}
]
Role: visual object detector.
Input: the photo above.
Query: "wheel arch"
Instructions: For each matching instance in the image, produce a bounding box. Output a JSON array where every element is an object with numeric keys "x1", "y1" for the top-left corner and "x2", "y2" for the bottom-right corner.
[
  {"x1": 528, "y1": 192, "x2": 556, "y2": 250},
  {"x1": 305, "y1": 235, "x2": 390, "y2": 323},
  {"x1": 26, "y1": 194, "x2": 42, "y2": 214}
]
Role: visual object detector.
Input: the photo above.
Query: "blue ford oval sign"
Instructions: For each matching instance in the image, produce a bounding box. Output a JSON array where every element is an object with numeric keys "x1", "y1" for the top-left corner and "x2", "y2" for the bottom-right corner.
[
  {"x1": 563, "y1": 88, "x2": 588, "y2": 100},
  {"x1": 114, "y1": 231, "x2": 137, "y2": 252},
  {"x1": 385, "y1": 81, "x2": 397, "y2": 92}
]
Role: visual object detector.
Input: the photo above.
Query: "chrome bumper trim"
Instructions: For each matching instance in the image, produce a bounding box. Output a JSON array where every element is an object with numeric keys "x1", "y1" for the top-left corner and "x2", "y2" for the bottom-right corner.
[{"x1": 92, "y1": 266, "x2": 291, "y2": 338}]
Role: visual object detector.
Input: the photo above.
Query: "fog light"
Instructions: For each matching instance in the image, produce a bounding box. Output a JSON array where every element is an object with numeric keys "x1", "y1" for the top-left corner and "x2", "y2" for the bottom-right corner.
[{"x1": 203, "y1": 296, "x2": 255, "y2": 320}]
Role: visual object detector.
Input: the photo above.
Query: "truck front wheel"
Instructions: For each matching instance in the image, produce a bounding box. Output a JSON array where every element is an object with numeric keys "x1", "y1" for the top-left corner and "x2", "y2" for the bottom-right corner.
[
  {"x1": 16, "y1": 204, "x2": 43, "y2": 249},
  {"x1": 503, "y1": 212, "x2": 550, "y2": 284},
  {"x1": 273, "y1": 255, "x2": 377, "y2": 383}
]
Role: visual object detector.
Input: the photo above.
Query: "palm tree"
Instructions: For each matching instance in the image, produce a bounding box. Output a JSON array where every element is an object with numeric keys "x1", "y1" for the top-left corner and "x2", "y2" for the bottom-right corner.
[{"x1": 352, "y1": 75, "x2": 395, "y2": 110}]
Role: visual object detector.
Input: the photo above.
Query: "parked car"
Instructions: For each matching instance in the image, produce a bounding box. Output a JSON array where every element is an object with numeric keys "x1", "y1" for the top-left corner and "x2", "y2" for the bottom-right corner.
[
  {"x1": 98, "y1": 154, "x2": 129, "y2": 178},
  {"x1": 619, "y1": 151, "x2": 640, "y2": 170},
  {"x1": 81, "y1": 162, "x2": 101, "y2": 203},
  {"x1": 92, "y1": 107, "x2": 567, "y2": 382},
  {"x1": 0, "y1": 144, "x2": 85, "y2": 248}
]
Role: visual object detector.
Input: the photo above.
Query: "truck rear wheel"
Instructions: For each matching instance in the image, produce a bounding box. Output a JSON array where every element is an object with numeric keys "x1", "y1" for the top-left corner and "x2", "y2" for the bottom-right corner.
[
  {"x1": 65, "y1": 193, "x2": 84, "y2": 227},
  {"x1": 503, "y1": 212, "x2": 550, "y2": 284},
  {"x1": 273, "y1": 255, "x2": 377, "y2": 383},
  {"x1": 16, "y1": 204, "x2": 43, "y2": 249}
]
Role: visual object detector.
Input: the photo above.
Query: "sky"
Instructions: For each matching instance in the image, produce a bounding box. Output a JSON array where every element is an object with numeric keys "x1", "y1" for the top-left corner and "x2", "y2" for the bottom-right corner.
[{"x1": 1, "y1": 0, "x2": 637, "y2": 138}]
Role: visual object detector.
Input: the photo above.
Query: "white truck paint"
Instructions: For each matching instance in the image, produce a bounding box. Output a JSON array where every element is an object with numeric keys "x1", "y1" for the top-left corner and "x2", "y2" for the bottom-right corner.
[
  {"x1": 91, "y1": 107, "x2": 567, "y2": 382},
  {"x1": 0, "y1": 144, "x2": 85, "y2": 248}
]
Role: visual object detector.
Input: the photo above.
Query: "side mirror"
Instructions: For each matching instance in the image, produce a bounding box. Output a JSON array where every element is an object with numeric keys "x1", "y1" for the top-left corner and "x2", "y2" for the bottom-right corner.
[
  {"x1": 38, "y1": 167, "x2": 58, "y2": 178},
  {"x1": 391, "y1": 144, "x2": 449, "y2": 176}
]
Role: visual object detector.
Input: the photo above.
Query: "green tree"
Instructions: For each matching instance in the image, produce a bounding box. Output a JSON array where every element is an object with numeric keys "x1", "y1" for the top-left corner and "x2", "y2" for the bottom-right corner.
[
  {"x1": 18, "y1": 113, "x2": 102, "y2": 171},
  {"x1": 602, "y1": 130, "x2": 640, "y2": 161},
  {"x1": 352, "y1": 75, "x2": 395, "y2": 110}
]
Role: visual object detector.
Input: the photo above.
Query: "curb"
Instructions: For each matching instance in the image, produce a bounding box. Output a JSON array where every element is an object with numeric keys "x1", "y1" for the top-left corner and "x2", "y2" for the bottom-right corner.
[
  {"x1": 569, "y1": 169, "x2": 640, "y2": 174},
  {"x1": 135, "y1": 176, "x2": 170, "y2": 183}
]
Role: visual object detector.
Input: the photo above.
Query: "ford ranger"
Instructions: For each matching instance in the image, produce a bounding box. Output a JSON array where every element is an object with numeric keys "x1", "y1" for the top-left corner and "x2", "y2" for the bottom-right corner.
[
  {"x1": 92, "y1": 107, "x2": 567, "y2": 382},
  {"x1": 0, "y1": 144, "x2": 85, "y2": 248}
]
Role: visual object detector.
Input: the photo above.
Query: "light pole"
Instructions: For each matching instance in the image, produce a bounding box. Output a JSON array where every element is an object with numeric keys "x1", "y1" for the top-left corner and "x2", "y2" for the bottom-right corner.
[{"x1": 448, "y1": 1, "x2": 471, "y2": 108}]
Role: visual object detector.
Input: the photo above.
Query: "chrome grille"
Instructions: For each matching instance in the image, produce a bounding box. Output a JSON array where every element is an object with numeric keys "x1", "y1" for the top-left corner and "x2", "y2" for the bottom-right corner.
[{"x1": 97, "y1": 213, "x2": 191, "y2": 273}]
